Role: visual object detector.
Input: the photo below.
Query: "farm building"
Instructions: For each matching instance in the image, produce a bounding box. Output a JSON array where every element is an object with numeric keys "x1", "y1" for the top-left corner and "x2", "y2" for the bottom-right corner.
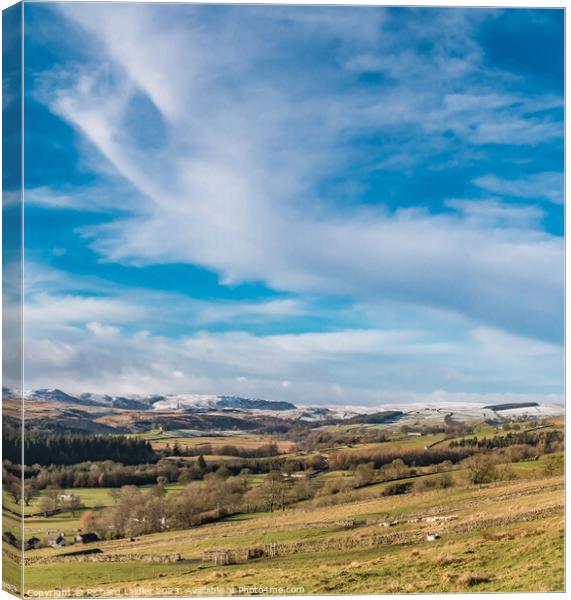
[
  {"x1": 45, "y1": 533, "x2": 67, "y2": 548},
  {"x1": 57, "y1": 493, "x2": 78, "y2": 503},
  {"x1": 2, "y1": 531, "x2": 17, "y2": 547},
  {"x1": 25, "y1": 537, "x2": 41, "y2": 550},
  {"x1": 75, "y1": 532, "x2": 100, "y2": 544}
]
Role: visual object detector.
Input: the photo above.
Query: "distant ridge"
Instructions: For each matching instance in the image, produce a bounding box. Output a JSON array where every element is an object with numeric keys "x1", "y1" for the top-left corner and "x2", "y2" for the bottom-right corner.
[
  {"x1": 17, "y1": 387, "x2": 296, "y2": 412},
  {"x1": 484, "y1": 402, "x2": 539, "y2": 411}
]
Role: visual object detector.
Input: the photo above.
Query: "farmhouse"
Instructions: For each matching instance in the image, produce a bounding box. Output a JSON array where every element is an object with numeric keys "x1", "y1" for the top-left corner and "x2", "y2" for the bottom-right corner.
[
  {"x1": 2, "y1": 531, "x2": 17, "y2": 547},
  {"x1": 45, "y1": 532, "x2": 67, "y2": 548},
  {"x1": 25, "y1": 537, "x2": 41, "y2": 550},
  {"x1": 57, "y1": 493, "x2": 78, "y2": 503},
  {"x1": 75, "y1": 532, "x2": 100, "y2": 544}
]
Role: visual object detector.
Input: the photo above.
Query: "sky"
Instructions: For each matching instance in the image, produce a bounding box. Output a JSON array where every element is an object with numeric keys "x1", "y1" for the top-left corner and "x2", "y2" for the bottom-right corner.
[{"x1": 13, "y1": 3, "x2": 564, "y2": 405}]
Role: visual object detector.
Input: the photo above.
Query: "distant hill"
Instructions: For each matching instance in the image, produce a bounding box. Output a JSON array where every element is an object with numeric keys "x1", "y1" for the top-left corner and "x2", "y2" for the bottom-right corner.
[
  {"x1": 25, "y1": 388, "x2": 103, "y2": 407},
  {"x1": 484, "y1": 402, "x2": 539, "y2": 412},
  {"x1": 345, "y1": 410, "x2": 404, "y2": 424},
  {"x1": 16, "y1": 387, "x2": 296, "y2": 413},
  {"x1": 216, "y1": 395, "x2": 296, "y2": 411}
]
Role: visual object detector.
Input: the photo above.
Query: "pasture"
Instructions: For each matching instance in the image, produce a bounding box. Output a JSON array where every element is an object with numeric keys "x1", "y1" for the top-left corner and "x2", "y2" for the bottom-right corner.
[{"x1": 22, "y1": 471, "x2": 563, "y2": 594}]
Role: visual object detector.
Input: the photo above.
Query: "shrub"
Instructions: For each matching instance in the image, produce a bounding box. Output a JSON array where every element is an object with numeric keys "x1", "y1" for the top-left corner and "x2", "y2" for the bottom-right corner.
[
  {"x1": 382, "y1": 482, "x2": 412, "y2": 496},
  {"x1": 416, "y1": 473, "x2": 455, "y2": 491},
  {"x1": 458, "y1": 573, "x2": 491, "y2": 588},
  {"x1": 462, "y1": 455, "x2": 498, "y2": 485}
]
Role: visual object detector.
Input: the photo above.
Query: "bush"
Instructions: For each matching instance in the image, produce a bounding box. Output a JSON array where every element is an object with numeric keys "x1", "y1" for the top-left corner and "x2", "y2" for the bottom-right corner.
[
  {"x1": 416, "y1": 473, "x2": 455, "y2": 491},
  {"x1": 462, "y1": 455, "x2": 498, "y2": 485},
  {"x1": 316, "y1": 477, "x2": 354, "y2": 498},
  {"x1": 458, "y1": 573, "x2": 491, "y2": 588},
  {"x1": 382, "y1": 482, "x2": 412, "y2": 496},
  {"x1": 543, "y1": 455, "x2": 564, "y2": 476}
]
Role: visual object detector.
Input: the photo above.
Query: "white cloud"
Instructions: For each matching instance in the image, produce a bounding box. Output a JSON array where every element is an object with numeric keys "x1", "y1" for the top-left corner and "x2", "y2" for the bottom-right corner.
[
  {"x1": 193, "y1": 299, "x2": 306, "y2": 325},
  {"x1": 30, "y1": 4, "x2": 563, "y2": 347},
  {"x1": 473, "y1": 172, "x2": 564, "y2": 204},
  {"x1": 24, "y1": 292, "x2": 145, "y2": 335},
  {"x1": 445, "y1": 199, "x2": 544, "y2": 228},
  {"x1": 22, "y1": 296, "x2": 563, "y2": 402},
  {"x1": 21, "y1": 6, "x2": 563, "y2": 401},
  {"x1": 86, "y1": 322, "x2": 121, "y2": 338},
  {"x1": 25, "y1": 184, "x2": 141, "y2": 212}
]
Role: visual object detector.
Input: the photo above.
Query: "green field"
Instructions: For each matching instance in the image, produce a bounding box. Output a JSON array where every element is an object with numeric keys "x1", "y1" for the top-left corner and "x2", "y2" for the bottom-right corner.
[
  {"x1": 22, "y1": 471, "x2": 563, "y2": 595},
  {"x1": 5, "y1": 417, "x2": 564, "y2": 595},
  {"x1": 9, "y1": 484, "x2": 185, "y2": 540}
]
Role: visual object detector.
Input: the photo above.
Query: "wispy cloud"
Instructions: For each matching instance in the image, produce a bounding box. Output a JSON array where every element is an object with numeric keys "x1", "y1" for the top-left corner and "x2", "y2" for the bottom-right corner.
[
  {"x1": 445, "y1": 199, "x2": 544, "y2": 228},
  {"x1": 473, "y1": 172, "x2": 564, "y2": 204},
  {"x1": 23, "y1": 303, "x2": 562, "y2": 402},
  {"x1": 30, "y1": 5, "x2": 563, "y2": 345},
  {"x1": 22, "y1": 5, "x2": 563, "y2": 401}
]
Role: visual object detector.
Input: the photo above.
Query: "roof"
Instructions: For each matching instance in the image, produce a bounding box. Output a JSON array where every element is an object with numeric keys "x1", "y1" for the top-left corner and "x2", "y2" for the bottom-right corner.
[{"x1": 77, "y1": 532, "x2": 100, "y2": 542}]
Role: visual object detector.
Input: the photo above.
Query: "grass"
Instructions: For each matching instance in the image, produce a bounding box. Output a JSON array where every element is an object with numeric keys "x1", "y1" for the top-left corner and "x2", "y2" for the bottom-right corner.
[
  {"x1": 23, "y1": 561, "x2": 197, "y2": 591},
  {"x1": 13, "y1": 449, "x2": 560, "y2": 547},
  {"x1": 137, "y1": 431, "x2": 295, "y2": 453},
  {"x1": 10, "y1": 416, "x2": 564, "y2": 595},
  {"x1": 18, "y1": 483, "x2": 187, "y2": 540},
  {"x1": 21, "y1": 471, "x2": 564, "y2": 594}
]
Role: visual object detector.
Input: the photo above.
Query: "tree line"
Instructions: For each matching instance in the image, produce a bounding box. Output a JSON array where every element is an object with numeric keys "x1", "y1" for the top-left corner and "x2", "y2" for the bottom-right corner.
[
  {"x1": 3, "y1": 431, "x2": 157, "y2": 466},
  {"x1": 449, "y1": 430, "x2": 563, "y2": 451},
  {"x1": 80, "y1": 470, "x2": 310, "y2": 539},
  {"x1": 328, "y1": 445, "x2": 478, "y2": 471},
  {"x1": 164, "y1": 442, "x2": 280, "y2": 459}
]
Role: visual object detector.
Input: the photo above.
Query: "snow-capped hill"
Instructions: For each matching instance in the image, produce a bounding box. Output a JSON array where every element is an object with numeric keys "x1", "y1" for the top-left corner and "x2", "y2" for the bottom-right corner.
[
  {"x1": 13, "y1": 387, "x2": 563, "y2": 421},
  {"x1": 21, "y1": 388, "x2": 158, "y2": 410},
  {"x1": 278, "y1": 404, "x2": 386, "y2": 422},
  {"x1": 217, "y1": 396, "x2": 296, "y2": 411},
  {"x1": 151, "y1": 394, "x2": 296, "y2": 412},
  {"x1": 16, "y1": 387, "x2": 296, "y2": 412},
  {"x1": 79, "y1": 392, "x2": 158, "y2": 410},
  {"x1": 24, "y1": 388, "x2": 101, "y2": 407}
]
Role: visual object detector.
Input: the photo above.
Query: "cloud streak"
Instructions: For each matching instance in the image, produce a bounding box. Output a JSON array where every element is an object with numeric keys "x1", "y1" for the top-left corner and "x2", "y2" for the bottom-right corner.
[
  {"x1": 473, "y1": 172, "x2": 564, "y2": 204},
  {"x1": 30, "y1": 4, "x2": 563, "y2": 345},
  {"x1": 22, "y1": 5, "x2": 564, "y2": 401},
  {"x1": 23, "y1": 291, "x2": 563, "y2": 402}
]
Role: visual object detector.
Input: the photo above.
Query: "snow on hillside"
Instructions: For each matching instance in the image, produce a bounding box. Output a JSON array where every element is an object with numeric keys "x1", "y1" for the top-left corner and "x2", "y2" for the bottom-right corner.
[{"x1": 15, "y1": 387, "x2": 563, "y2": 421}]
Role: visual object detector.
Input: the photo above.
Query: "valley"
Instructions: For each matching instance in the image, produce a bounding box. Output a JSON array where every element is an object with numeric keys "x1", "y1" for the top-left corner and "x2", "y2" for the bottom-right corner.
[{"x1": 2, "y1": 388, "x2": 565, "y2": 595}]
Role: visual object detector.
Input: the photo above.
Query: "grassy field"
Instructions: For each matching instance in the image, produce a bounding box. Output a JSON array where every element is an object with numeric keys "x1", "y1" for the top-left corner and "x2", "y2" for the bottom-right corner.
[
  {"x1": 5, "y1": 417, "x2": 564, "y2": 595},
  {"x1": 137, "y1": 431, "x2": 295, "y2": 453},
  {"x1": 9, "y1": 484, "x2": 185, "y2": 540},
  {"x1": 20, "y1": 458, "x2": 564, "y2": 595}
]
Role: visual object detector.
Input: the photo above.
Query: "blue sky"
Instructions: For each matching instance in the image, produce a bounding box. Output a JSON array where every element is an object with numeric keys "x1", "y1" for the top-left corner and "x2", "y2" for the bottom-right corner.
[{"x1": 16, "y1": 4, "x2": 564, "y2": 404}]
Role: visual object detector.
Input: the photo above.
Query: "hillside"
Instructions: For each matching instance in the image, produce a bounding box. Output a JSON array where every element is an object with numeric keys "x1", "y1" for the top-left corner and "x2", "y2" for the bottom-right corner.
[{"x1": 21, "y1": 470, "x2": 564, "y2": 594}]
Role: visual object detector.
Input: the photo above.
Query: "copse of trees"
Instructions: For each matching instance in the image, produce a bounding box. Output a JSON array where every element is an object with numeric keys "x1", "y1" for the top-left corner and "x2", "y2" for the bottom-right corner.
[
  {"x1": 292, "y1": 428, "x2": 390, "y2": 452},
  {"x1": 4, "y1": 431, "x2": 157, "y2": 466},
  {"x1": 449, "y1": 430, "x2": 563, "y2": 451},
  {"x1": 6, "y1": 450, "x2": 307, "y2": 493},
  {"x1": 163, "y1": 442, "x2": 280, "y2": 459},
  {"x1": 329, "y1": 445, "x2": 477, "y2": 471},
  {"x1": 79, "y1": 469, "x2": 307, "y2": 540},
  {"x1": 15, "y1": 459, "x2": 182, "y2": 491}
]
